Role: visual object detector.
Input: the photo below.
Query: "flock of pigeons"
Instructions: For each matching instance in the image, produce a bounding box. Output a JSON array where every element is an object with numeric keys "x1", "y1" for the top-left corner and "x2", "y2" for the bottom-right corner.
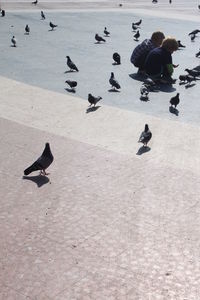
[{"x1": 2, "y1": 2, "x2": 200, "y2": 176}]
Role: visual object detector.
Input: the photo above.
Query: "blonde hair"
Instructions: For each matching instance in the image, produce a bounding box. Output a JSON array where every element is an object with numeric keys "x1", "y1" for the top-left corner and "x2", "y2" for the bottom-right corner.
[
  {"x1": 162, "y1": 37, "x2": 178, "y2": 51},
  {"x1": 151, "y1": 31, "x2": 165, "y2": 42}
]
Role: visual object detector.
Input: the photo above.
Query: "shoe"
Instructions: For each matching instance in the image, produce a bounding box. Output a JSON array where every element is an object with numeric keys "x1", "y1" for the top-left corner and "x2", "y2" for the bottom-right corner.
[{"x1": 161, "y1": 76, "x2": 176, "y2": 84}]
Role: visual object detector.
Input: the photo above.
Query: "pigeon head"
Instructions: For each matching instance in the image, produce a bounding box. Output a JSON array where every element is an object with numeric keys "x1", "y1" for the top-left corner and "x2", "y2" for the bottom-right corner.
[
  {"x1": 111, "y1": 72, "x2": 114, "y2": 77},
  {"x1": 177, "y1": 93, "x2": 180, "y2": 97},
  {"x1": 88, "y1": 93, "x2": 92, "y2": 98},
  {"x1": 45, "y1": 142, "x2": 50, "y2": 149},
  {"x1": 144, "y1": 124, "x2": 149, "y2": 132}
]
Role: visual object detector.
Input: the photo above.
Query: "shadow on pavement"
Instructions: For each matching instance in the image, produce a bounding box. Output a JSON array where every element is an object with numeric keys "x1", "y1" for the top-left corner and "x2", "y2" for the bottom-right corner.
[
  {"x1": 22, "y1": 175, "x2": 50, "y2": 187},
  {"x1": 136, "y1": 145, "x2": 151, "y2": 155},
  {"x1": 169, "y1": 106, "x2": 179, "y2": 116},
  {"x1": 86, "y1": 105, "x2": 101, "y2": 113}
]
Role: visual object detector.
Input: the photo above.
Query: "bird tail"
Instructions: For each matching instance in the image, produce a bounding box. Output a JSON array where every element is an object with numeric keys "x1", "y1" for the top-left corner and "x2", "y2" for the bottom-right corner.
[{"x1": 24, "y1": 163, "x2": 39, "y2": 175}]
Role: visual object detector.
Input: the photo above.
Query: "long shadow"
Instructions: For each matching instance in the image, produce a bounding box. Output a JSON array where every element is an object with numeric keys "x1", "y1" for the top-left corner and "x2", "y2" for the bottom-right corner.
[
  {"x1": 23, "y1": 175, "x2": 50, "y2": 187},
  {"x1": 185, "y1": 83, "x2": 196, "y2": 89},
  {"x1": 65, "y1": 88, "x2": 75, "y2": 93},
  {"x1": 86, "y1": 105, "x2": 101, "y2": 113},
  {"x1": 64, "y1": 70, "x2": 75, "y2": 74},
  {"x1": 169, "y1": 106, "x2": 179, "y2": 116},
  {"x1": 136, "y1": 145, "x2": 151, "y2": 155},
  {"x1": 112, "y1": 62, "x2": 121, "y2": 66}
]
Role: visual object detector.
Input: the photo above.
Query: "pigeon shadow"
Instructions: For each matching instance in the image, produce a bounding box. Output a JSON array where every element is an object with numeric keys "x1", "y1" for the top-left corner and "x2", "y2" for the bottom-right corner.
[
  {"x1": 134, "y1": 39, "x2": 139, "y2": 42},
  {"x1": 179, "y1": 81, "x2": 186, "y2": 86},
  {"x1": 157, "y1": 84, "x2": 176, "y2": 93},
  {"x1": 64, "y1": 70, "x2": 75, "y2": 73},
  {"x1": 22, "y1": 175, "x2": 50, "y2": 187},
  {"x1": 140, "y1": 96, "x2": 149, "y2": 102},
  {"x1": 65, "y1": 88, "x2": 75, "y2": 93},
  {"x1": 136, "y1": 145, "x2": 151, "y2": 155},
  {"x1": 169, "y1": 106, "x2": 179, "y2": 116},
  {"x1": 48, "y1": 29, "x2": 54, "y2": 31},
  {"x1": 112, "y1": 62, "x2": 121, "y2": 65},
  {"x1": 86, "y1": 105, "x2": 101, "y2": 113},
  {"x1": 108, "y1": 88, "x2": 120, "y2": 92},
  {"x1": 185, "y1": 83, "x2": 196, "y2": 89}
]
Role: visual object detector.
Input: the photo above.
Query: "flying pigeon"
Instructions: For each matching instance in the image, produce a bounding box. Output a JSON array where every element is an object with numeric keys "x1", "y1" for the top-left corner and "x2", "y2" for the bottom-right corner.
[
  {"x1": 11, "y1": 36, "x2": 17, "y2": 47},
  {"x1": 65, "y1": 80, "x2": 77, "y2": 90},
  {"x1": 104, "y1": 27, "x2": 110, "y2": 36},
  {"x1": 185, "y1": 68, "x2": 200, "y2": 78},
  {"x1": 113, "y1": 52, "x2": 121, "y2": 65},
  {"x1": 41, "y1": 11, "x2": 45, "y2": 19},
  {"x1": 25, "y1": 24, "x2": 30, "y2": 34},
  {"x1": 24, "y1": 143, "x2": 54, "y2": 176},
  {"x1": 32, "y1": 0, "x2": 38, "y2": 4},
  {"x1": 66, "y1": 56, "x2": 79, "y2": 72},
  {"x1": 88, "y1": 93, "x2": 102, "y2": 106},
  {"x1": 95, "y1": 33, "x2": 106, "y2": 43},
  {"x1": 49, "y1": 21, "x2": 58, "y2": 30},
  {"x1": 138, "y1": 124, "x2": 152, "y2": 147},
  {"x1": 177, "y1": 40, "x2": 185, "y2": 48},
  {"x1": 132, "y1": 23, "x2": 138, "y2": 31},
  {"x1": 170, "y1": 93, "x2": 180, "y2": 108},
  {"x1": 134, "y1": 30, "x2": 140, "y2": 41},
  {"x1": 188, "y1": 29, "x2": 200, "y2": 36},
  {"x1": 133, "y1": 19, "x2": 142, "y2": 26},
  {"x1": 109, "y1": 72, "x2": 121, "y2": 90}
]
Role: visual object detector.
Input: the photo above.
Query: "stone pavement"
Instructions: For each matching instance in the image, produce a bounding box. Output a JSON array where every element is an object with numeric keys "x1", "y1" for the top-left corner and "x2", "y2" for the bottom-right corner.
[{"x1": 1, "y1": 1, "x2": 200, "y2": 299}]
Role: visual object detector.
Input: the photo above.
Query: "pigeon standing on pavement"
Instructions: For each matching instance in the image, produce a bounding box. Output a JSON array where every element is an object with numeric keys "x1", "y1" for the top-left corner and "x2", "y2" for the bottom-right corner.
[
  {"x1": 104, "y1": 27, "x2": 110, "y2": 36},
  {"x1": 112, "y1": 52, "x2": 121, "y2": 65},
  {"x1": 88, "y1": 94, "x2": 102, "y2": 106},
  {"x1": 49, "y1": 21, "x2": 58, "y2": 30},
  {"x1": 25, "y1": 24, "x2": 30, "y2": 34},
  {"x1": 134, "y1": 30, "x2": 140, "y2": 41},
  {"x1": 177, "y1": 40, "x2": 185, "y2": 48},
  {"x1": 132, "y1": 23, "x2": 138, "y2": 31},
  {"x1": 109, "y1": 72, "x2": 121, "y2": 90},
  {"x1": 95, "y1": 33, "x2": 106, "y2": 43},
  {"x1": 138, "y1": 124, "x2": 152, "y2": 147},
  {"x1": 24, "y1": 143, "x2": 54, "y2": 176},
  {"x1": 1, "y1": 9, "x2": 5, "y2": 17},
  {"x1": 170, "y1": 93, "x2": 180, "y2": 108},
  {"x1": 140, "y1": 84, "x2": 149, "y2": 101},
  {"x1": 133, "y1": 19, "x2": 142, "y2": 26},
  {"x1": 66, "y1": 56, "x2": 79, "y2": 72},
  {"x1": 41, "y1": 11, "x2": 45, "y2": 19},
  {"x1": 65, "y1": 80, "x2": 77, "y2": 91},
  {"x1": 11, "y1": 36, "x2": 17, "y2": 47}
]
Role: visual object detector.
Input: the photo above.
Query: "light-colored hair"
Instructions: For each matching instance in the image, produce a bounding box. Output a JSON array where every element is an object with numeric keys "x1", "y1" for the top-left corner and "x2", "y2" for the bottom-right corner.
[{"x1": 162, "y1": 37, "x2": 178, "y2": 51}]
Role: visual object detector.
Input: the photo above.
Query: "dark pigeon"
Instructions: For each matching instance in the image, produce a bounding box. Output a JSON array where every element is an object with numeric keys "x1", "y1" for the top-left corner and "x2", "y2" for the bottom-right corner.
[
  {"x1": 24, "y1": 143, "x2": 54, "y2": 176},
  {"x1": 113, "y1": 52, "x2": 121, "y2": 65},
  {"x1": 177, "y1": 40, "x2": 185, "y2": 48},
  {"x1": 88, "y1": 94, "x2": 102, "y2": 106},
  {"x1": 32, "y1": 0, "x2": 38, "y2": 4},
  {"x1": 170, "y1": 93, "x2": 180, "y2": 108},
  {"x1": 188, "y1": 29, "x2": 200, "y2": 36},
  {"x1": 132, "y1": 23, "x2": 138, "y2": 31},
  {"x1": 133, "y1": 19, "x2": 142, "y2": 26},
  {"x1": 196, "y1": 49, "x2": 200, "y2": 57},
  {"x1": 138, "y1": 124, "x2": 152, "y2": 147},
  {"x1": 134, "y1": 30, "x2": 140, "y2": 41},
  {"x1": 185, "y1": 68, "x2": 200, "y2": 78},
  {"x1": 95, "y1": 33, "x2": 106, "y2": 43},
  {"x1": 109, "y1": 72, "x2": 121, "y2": 90},
  {"x1": 65, "y1": 80, "x2": 77, "y2": 89},
  {"x1": 41, "y1": 11, "x2": 45, "y2": 19},
  {"x1": 104, "y1": 27, "x2": 110, "y2": 36},
  {"x1": 1, "y1": 9, "x2": 5, "y2": 17},
  {"x1": 66, "y1": 56, "x2": 79, "y2": 72},
  {"x1": 25, "y1": 24, "x2": 30, "y2": 34},
  {"x1": 49, "y1": 21, "x2": 58, "y2": 30},
  {"x1": 191, "y1": 34, "x2": 196, "y2": 42},
  {"x1": 11, "y1": 36, "x2": 17, "y2": 47}
]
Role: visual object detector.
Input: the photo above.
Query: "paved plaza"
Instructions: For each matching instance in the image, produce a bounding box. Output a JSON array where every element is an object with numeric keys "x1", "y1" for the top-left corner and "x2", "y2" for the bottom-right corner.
[{"x1": 1, "y1": 0, "x2": 200, "y2": 299}]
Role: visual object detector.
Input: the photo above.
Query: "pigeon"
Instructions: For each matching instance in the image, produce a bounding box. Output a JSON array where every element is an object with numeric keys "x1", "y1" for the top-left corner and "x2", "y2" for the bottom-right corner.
[
  {"x1": 170, "y1": 93, "x2": 180, "y2": 108},
  {"x1": 191, "y1": 34, "x2": 196, "y2": 42},
  {"x1": 11, "y1": 36, "x2": 17, "y2": 47},
  {"x1": 25, "y1": 24, "x2": 30, "y2": 34},
  {"x1": 32, "y1": 0, "x2": 38, "y2": 4},
  {"x1": 188, "y1": 29, "x2": 200, "y2": 36},
  {"x1": 41, "y1": 11, "x2": 45, "y2": 19},
  {"x1": 95, "y1": 33, "x2": 106, "y2": 43},
  {"x1": 133, "y1": 19, "x2": 142, "y2": 26},
  {"x1": 177, "y1": 40, "x2": 185, "y2": 48},
  {"x1": 140, "y1": 84, "x2": 149, "y2": 100},
  {"x1": 179, "y1": 74, "x2": 188, "y2": 83},
  {"x1": 132, "y1": 23, "x2": 138, "y2": 31},
  {"x1": 134, "y1": 30, "x2": 140, "y2": 41},
  {"x1": 66, "y1": 56, "x2": 79, "y2": 72},
  {"x1": 88, "y1": 93, "x2": 102, "y2": 106},
  {"x1": 196, "y1": 49, "x2": 200, "y2": 57},
  {"x1": 24, "y1": 143, "x2": 54, "y2": 176},
  {"x1": 185, "y1": 68, "x2": 200, "y2": 78},
  {"x1": 109, "y1": 72, "x2": 121, "y2": 90},
  {"x1": 198, "y1": 5, "x2": 200, "y2": 9},
  {"x1": 49, "y1": 21, "x2": 58, "y2": 30},
  {"x1": 113, "y1": 52, "x2": 121, "y2": 65},
  {"x1": 185, "y1": 75, "x2": 196, "y2": 84},
  {"x1": 1, "y1": 9, "x2": 5, "y2": 17},
  {"x1": 65, "y1": 80, "x2": 77, "y2": 90},
  {"x1": 138, "y1": 124, "x2": 152, "y2": 147},
  {"x1": 104, "y1": 27, "x2": 110, "y2": 36}
]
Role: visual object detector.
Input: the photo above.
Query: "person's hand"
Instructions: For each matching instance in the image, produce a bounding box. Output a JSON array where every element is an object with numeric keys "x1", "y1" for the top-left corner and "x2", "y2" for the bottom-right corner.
[{"x1": 173, "y1": 64, "x2": 179, "y2": 68}]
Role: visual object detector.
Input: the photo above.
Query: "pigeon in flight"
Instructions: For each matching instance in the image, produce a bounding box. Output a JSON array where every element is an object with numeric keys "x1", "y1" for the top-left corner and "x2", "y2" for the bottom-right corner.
[
  {"x1": 133, "y1": 19, "x2": 142, "y2": 26},
  {"x1": 185, "y1": 68, "x2": 200, "y2": 78},
  {"x1": 95, "y1": 33, "x2": 106, "y2": 43},
  {"x1": 104, "y1": 27, "x2": 110, "y2": 36},
  {"x1": 49, "y1": 21, "x2": 58, "y2": 30},
  {"x1": 66, "y1": 56, "x2": 79, "y2": 72},
  {"x1": 11, "y1": 36, "x2": 17, "y2": 47},
  {"x1": 41, "y1": 11, "x2": 45, "y2": 19},
  {"x1": 177, "y1": 40, "x2": 185, "y2": 48},
  {"x1": 24, "y1": 143, "x2": 54, "y2": 176},
  {"x1": 32, "y1": 0, "x2": 38, "y2": 4},
  {"x1": 25, "y1": 24, "x2": 30, "y2": 34},
  {"x1": 134, "y1": 30, "x2": 140, "y2": 41},
  {"x1": 88, "y1": 94, "x2": 102, "y2": 106},
  {"x1": 65, "y1": 80, "x2": 77, "y2": 91},
  {"x1": 188, "y1": 29, "x2": 200, "y2": 36},
  {"x1": 138, "y1": 124, "x2": 152, "y2": 147},
  {"x1": 113, "y1": 52, "x2": 121, "y2": 65},
  {"x1": 170, "y1": 93, "x2": 180, "y2": 108},
  {"x1": 109, "y1": 72, "x2": 121, "y2": 90}
]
